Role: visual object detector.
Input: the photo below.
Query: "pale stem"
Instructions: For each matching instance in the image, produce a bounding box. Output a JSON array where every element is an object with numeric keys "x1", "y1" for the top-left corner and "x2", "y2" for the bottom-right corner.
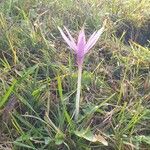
[{"x1": 75, "y1": 65, "x2": 82, "y2": 120}]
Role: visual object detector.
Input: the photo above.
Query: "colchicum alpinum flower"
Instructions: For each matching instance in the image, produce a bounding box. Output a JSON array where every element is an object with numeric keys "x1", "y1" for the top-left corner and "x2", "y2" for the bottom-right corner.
[{"x1": 58, "y1": 21, "x2": 105, "y2": 120}]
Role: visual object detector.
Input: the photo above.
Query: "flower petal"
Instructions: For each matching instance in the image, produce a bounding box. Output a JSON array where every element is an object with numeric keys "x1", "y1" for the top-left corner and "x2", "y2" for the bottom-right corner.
[
  {"x1": 86, "y1": 31, "x2": 96, "y2": 43},
  {"x1": 64, "y1": 26, "x2": 77, "y2": 51},
  {"x1": 77, "y1": 27, "x2": 86, "y2": 47},
  {"x1": 76, "y1": 27, "x2": 86, "y2": 65},
  {"x1": 84, "y1": 26, "x2": 104, "y2": 54},
  {"x1": 58, "y1": 26, "x2": 77, "y2": 51}
]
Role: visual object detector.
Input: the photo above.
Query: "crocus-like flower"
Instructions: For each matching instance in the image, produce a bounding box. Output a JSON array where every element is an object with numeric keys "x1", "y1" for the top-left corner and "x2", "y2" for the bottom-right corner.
[{"x1": 58, "y1": 22, "x2": 105, "y2": 120}]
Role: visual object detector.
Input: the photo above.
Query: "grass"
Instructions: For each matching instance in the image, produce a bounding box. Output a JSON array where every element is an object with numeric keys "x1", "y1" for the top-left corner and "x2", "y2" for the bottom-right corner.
[{"x1": 0, "y1": 0, "x2": 150, "y2": 149}]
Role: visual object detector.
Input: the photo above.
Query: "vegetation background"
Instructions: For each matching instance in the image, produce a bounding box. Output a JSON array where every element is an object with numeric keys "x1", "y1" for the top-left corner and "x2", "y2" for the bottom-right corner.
[{"x1": 0, "y1": 0, "x2": 150, "y2": 149}]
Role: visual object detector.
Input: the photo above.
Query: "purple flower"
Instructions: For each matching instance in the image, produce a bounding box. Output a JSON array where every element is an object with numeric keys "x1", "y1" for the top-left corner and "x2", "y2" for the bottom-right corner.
[
  {"x1": 58, "y1": 25, "x2": 105, "y2": 67},
  {"x1": 58, "y1": 23, "x2": 105, "y2": 120}
]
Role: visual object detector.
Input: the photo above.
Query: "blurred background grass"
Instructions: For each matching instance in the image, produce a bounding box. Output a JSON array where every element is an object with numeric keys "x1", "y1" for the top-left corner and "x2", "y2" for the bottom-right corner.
[{"x1": 0, "y1": 0, "x2": 150, "y2": 149}]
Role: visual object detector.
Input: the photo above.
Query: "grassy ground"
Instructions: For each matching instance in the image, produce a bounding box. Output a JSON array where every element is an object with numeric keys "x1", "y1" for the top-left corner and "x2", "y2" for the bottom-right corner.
[{"x1": 0, "y1": 0, "x2": 150, "y2": 149}]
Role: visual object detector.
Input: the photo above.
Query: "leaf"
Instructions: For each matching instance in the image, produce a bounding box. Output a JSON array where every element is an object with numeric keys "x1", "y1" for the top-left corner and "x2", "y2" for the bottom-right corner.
[
  {"x1": 18, "y1": 65, "x2": 38, "y2": 83},
  {"x1": 135, "y1": 135, "x2": 150, "y2": 145},
  {"x1": 55, "y1": 132, "x2": 64, "y2": 145},
  {"x1": 74, "y1": 129, "x2": 108, "y2": 146},
  {"x1": 14, "y1": 141, "x2": 36, "y2": 150},
  {"x1": 0, "y1": 79, "x2": 17, "y2": 108},
  {"x1": 94, "y1": 134, "x2": 108, "y2": 146},
  {"x1": 44, "y1": 137, "x2": 52, "y2": 145},
  {"x1": 0, "y1": 65, "x2": 38, "y2": 109}
]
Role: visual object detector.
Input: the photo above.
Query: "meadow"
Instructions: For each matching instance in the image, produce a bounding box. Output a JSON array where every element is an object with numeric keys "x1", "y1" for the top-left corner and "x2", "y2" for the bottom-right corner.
[{"x1": 0, "y1": 0, "x2": 150, "y2": 149}]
